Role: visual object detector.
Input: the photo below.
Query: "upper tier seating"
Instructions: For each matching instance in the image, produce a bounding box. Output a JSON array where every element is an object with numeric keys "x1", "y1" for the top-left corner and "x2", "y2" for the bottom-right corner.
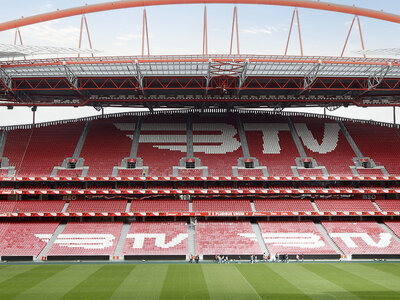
[
  {"x1": 192, "y1": 114, "x2": 243, "y2": 176},
  {"x1": 314, "y1": 200, "x2": 378, "y2": 212},
  {"x1": 46, "y1": 221, "x2": 123, "y2": 256},
  {"x1": 253, "y1": 199, "x2": 315, "y2": 212},
  {"x1": 291, "y1": 117, "x2": 355, "y2": 176},
  {"x1": 195, "y1": 221, "x2": 262, "y2": 255},
  {"x1": 137, "y1": 114, "x2": 187, "y2": 176},
  {"x1": 122, "y1": 221, "x2": 188, "y2": 255},
  {"x1": 0, "y1": 221, "x2": 59, "y2": 256},
  {"x1": 66, "y1": 200, "x2": 127, "y2": 213},
  {"x1": 375, "y1": 200, "x2": 400, "y2": 212},
  {"x1": 3, "y1": 123, "x2": 84, "y2": 177},
  {"x1": 345, "y1": 122, "x2": 400, "y2": 175},
  {"x1": 193, "y1": 199, "x2": 252, "y2": 212},
  {"x1": 0, "y1": 200, "x2": 65, "y2": 213},
  {"x1": 322, "y1": 221, "x2": 400, "y2": 254},
  {"x1": 130, "y1": 199, "x2": 188, "y2": 212},
  {"x1": 297, "y1": 168, "x2": 325, "y2": 176},
  {"x1": 243, "y1": 114, "x2": 298, "y2": 176},
  {"x1": 258, "y1": 221, "x2": 338, "y2": 254},
  {"x1": 81, "y1": 117, "x2": 133, "y2": 177}
]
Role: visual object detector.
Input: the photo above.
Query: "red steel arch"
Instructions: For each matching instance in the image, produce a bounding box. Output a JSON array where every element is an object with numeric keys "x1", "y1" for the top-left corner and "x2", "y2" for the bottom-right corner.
[{"x1": 0, "y1": 0, "x2": 400, "y2": 32}]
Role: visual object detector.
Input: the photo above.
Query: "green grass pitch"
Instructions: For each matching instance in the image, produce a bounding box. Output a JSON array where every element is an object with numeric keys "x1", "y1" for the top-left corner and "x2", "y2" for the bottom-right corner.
[{"x1": 0, "y1": 262, "x2": 400, "y2": 299}]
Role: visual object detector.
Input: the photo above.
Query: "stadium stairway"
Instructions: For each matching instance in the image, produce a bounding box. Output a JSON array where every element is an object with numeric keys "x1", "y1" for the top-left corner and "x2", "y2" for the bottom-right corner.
[
  {"x1": 114, "y1": 222, "x2": 131, "y2": 259},
  {"x1": 73, "y1": 121, "x2": 91, "y2": 158},
  {"x1": 0, "y1": 131, "x2": 7, "y2": 157},
  {"x1": 251, "y1": 221, "x2": 269, "y2": 255},
  {"x1": 61, "y1": 202, "x2": 69, "y2": 213},
  {"x1": 315, "y1": 222, "x2": 343, "y2": 255},
  {"x1": 36, "y1": 223, "x2": 67, "y2": 261},
  {"x1": 187, "y1": 114, "x2": 194, "y2": 158},
  {"x1": 130, "y1": 117, "x2": 142, "y2": 158},
  {"x1": 311, "y1": 201, "x2": 320, "y2": 212},
  {"x1": 125, "y1": 201, "x2": 132, "y2": 212},
  {"x1": 378, "y1": 222, "x2": 400, "y2": 245},
  {"x1": 188, "y1": 218, "x2": 196, "y2": 256},
  {"x1": 372, "y1": 201, "x2": 383, "y2": 212},
  {"x1": 250, "y1": 200, "x2": 257, "y2": 212}
]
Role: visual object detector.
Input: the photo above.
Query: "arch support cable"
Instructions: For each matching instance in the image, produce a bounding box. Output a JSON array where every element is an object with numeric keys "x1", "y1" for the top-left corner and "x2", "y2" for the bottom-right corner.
[
  {"x1": 284, "y1": 8, "x2": 303, "y2": 56},
  {"x1": 341, "y1": 15, "x2": 366, "y2": 58},
  {"x1": 230, "y1": 6, "x2": 240, "y2": 55},
  {"x1": 78, "y1": 15, "x2": 94, "y2": 57}
]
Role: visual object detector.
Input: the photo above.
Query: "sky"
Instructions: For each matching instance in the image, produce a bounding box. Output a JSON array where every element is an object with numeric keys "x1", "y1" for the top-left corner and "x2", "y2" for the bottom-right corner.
[{"x1": 0, "y1": 0, "x2": 399, "y2": 126}]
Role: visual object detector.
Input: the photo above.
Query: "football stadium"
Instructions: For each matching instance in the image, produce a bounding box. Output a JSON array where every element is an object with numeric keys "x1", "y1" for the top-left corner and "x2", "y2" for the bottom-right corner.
[{"x1": 0, "y1": 0, "x2": 400, "y2": 299}]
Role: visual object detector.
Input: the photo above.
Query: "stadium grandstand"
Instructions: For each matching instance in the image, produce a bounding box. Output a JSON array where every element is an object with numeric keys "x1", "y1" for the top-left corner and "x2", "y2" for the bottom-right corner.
[{"x1": 0, "y1": 0, "x2": 399, "y2": 268}]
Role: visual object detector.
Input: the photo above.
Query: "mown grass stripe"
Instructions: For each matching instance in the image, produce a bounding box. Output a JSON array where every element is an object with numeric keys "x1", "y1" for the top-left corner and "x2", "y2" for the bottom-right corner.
[
  {"x1": 364, "y1": 263, "x2": 400, "y2": 278},
  {"x1": 61, "y1": 264, "x2": 134, "y2": 300},
  {"x1": 236, "y1": 264, "x2": 311, "y2": 299},
  {"x1": 13, "y1": 264, "x2": 103, "y2": 300},
  {"x1": 303, "y1": 264, "x2": 400, "y2": 300},
  {"x1": 0, "y1": 265, "x2": 36, "y2": 284},
  {"x1": 160, "y1": 265, "x2": 209, "y2": 299},
  {"x1": 110, "y1": 264, "x2": 167, "y2": 300},
  {"x1": 334, "y1": 263, "x2": 400, "y2": 294},
  {"x1": 202, "y1": 264, "x2": 261, "y2": 300},
  {"x1": 271, "y1": 263, "x2": 360, "y2": 300},
  {"x1": 0, "y1": 264, "x2": 69, "y2": 300}
]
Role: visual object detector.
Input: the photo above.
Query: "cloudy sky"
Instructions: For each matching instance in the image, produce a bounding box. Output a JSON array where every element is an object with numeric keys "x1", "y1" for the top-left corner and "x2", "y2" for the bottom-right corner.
[{"x1": 0, "y1": 0, "x2": 399, "y2": 125}]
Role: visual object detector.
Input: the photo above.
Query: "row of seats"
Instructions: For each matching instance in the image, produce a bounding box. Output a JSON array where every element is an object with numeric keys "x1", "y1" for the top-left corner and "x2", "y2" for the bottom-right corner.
[
  {"x1": 1, "y1": 221, "x2": 400, "y2": 256},
  {"x1": 0, "y1": 199, "x2": 397, "y2": 213}
]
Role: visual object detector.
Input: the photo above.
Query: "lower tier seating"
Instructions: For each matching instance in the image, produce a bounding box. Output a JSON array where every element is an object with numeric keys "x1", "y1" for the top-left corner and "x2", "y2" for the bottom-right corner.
[
  {"x1": 0, "y1": 221, "x2": 59, "y2": 256},
  {"x1": 130, "y1": 200, "x2": 188, "y2": 212},
  {"x1": 258, "y1": 221, "x2": 338, "y2": 254},
  {"x1": 315, "y1": 200, "x2": 378, "y2": 212},
  {"x1": 193, "y1": 200, "x2": 252, "y2": 212},
  {"x1": 322, "y1": 221, "x2": 400, "y2": 255},
  {"x1": 384, "y1": 221, "x2": 400, "y2": 239},
  {"x1": 122, "y1": 221, "x2": 188, "y2": 255},
  {"x1": 195, "y1": 221, "x2": 262, "y2": 255},
  {"x1": 46, "y1": 222, "x2": 123, "y2": 256},
  {"x1": 253, "y1": 199, "x2": 315, "y2": 212},
  {"x1": 66, "y1": 200, "x2": 127, "y2": 213}
]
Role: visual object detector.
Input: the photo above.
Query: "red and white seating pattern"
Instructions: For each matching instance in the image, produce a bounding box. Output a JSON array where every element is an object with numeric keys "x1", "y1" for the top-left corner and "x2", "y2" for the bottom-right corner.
[
  {"x1": 193, "y1": 200, "x2": 252, "y2": 212},
  {"x1": 297, "y1": 168, "x2": 325, "y2": 176},
  {"x1": 81, "y1": 117, "x2": 133, "y2": 177},
  {"x1": 130, "y1": 199, "x2": 188, "y2": 212},
  {"x1": 322, "y1": 221, "x2": 400, "y2": 254},
  {"x1": 253, "y1": 199, "x2": 314, "y2": 212},
  {"x1": 3, "y1": 123, "x2": 84, "y2": 177},
  {"x1": 46, "y1": 222, "x2": 123, "y2": 256},
  {"x1": 67, "y1": 200, "x2": 127, "y2": 212},
  {"x1": 192, "y1": 115, "x2": 243, "y2": 176},
  {"x1": 122, "y1": 221, "x2": 188, "y2": 255},
  {"x1": 357, "y1": 169, "x2": 384, "y2": 176},
  {"x1": 345, "y1": 122, "x2": 400, "y2": 175},
  {"x1": 375, "y1": 200, "x2": 400, "y2": 212},
  {"x1": 0, "y1": 221, "x2": 59, "y2": 256},
  {"x1": 0, "y1": 200, "x2": 65, "y2": 213},
  {"x1": 117, "y1": 169, "x2": 145, "y2": 176},
  {"x1": 243, "y1": 114, "x2": 298, "y2": 176},
  {"x1": 132, "y1": 114, "x2": 188, "y2": 176},
  {"x1": 292, "y1": 117, "x2": 355, "y2": 176},
  {"x1": 195, "y1": 221, "x2": 262, "y2": 255},
  {"x1": 314, "y1": 200, "x2": 378, "y2": 212},
  {"x1": 258, "y1": 221, "x2": 338, "y2": 254}
]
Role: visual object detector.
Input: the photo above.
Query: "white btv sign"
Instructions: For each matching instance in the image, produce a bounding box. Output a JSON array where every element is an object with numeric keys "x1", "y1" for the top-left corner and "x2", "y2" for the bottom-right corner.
[
  {"x1": 239, "y1": 232, "x2": 325, "y2": 248},
  {"x1": 126, "y1": 233, "x2": 188, "y2": 249},
  {"x1": 35, "y1": 234, "x2": 115, "y2": 249},
  {"x1": 329, "y1": 232, "x2": 392, "y2": 248},
  {"x1": 115, "y1": 122, "x2": 340, "y2": 155}
]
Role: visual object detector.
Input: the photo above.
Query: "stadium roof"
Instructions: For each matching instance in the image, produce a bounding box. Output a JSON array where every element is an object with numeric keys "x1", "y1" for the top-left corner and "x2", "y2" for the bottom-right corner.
[
  {"x1": 0, "y1": 44, "x2": 98, "y2": 58},
  {"x1": 0, "y1": 55, "x2": 399, "y2": 109}
]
